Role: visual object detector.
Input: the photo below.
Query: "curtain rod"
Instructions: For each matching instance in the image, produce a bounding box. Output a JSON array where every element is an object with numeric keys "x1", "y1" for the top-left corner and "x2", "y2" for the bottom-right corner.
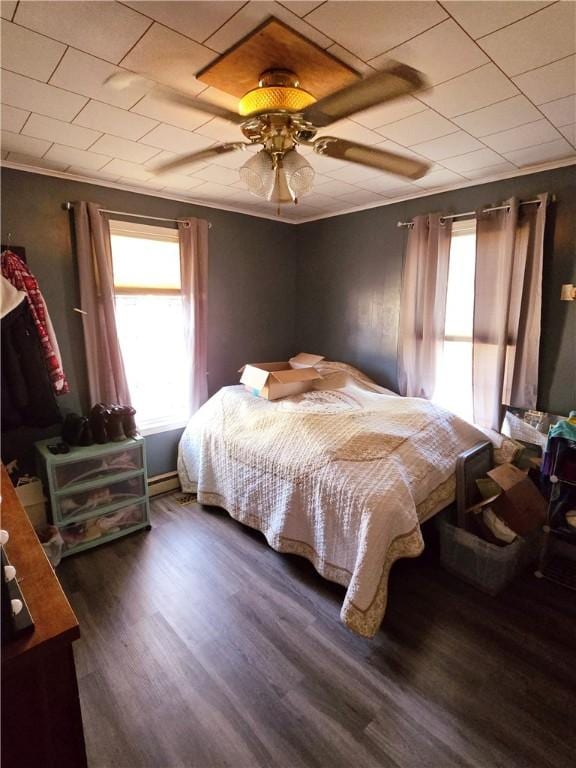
[
  {"x1": 396, "y1": 197, "x2": 549, "y2": 229},
  {"x1": 63, "y1": 202, "x2": 212, "y2": 228}
]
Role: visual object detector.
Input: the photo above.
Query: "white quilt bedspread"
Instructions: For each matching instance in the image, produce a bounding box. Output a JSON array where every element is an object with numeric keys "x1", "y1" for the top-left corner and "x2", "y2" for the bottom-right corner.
[{"x1": 178, "y1": 362, "x2": 484, "y2": 637}]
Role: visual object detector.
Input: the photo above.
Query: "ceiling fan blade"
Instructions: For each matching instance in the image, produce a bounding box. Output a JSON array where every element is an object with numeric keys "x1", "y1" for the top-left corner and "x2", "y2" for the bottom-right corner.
[
  {"x1": 313, "y1": 137, "x2": 429, "y2": 179},
  {"x1": 155, "y1": 88, "x2": 245, "y2": 124},
  {"x1": 154, "y1": 143, "x2": 246, "y2": 175},
  {"x1": 302, "y1": 63, "x2": 428, "y2": 127}
]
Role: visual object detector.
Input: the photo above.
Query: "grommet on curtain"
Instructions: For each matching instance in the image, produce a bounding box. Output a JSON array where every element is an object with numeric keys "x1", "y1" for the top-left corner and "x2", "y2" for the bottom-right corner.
[{"x1": 182, "y1": 221, "x2": 192, "y2": 229}]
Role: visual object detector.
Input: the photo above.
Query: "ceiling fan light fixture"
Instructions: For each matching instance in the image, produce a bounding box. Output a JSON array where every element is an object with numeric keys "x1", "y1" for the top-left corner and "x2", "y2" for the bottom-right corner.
[
  {"x1": 267, "y1": 166, "x2": 296, "y2": 204},
  {"x1": 239, "y1": 86, "x2": 316, "y2": 117},
  {"x1": 238, "y1": 149, "x2": 275, "y2": 197},
  {"x1": 238, "y1": 69, "x2": 316, "y2": 117},
  {"x1": 282, "y1": 149, "x2": 315, "y2": 196}
]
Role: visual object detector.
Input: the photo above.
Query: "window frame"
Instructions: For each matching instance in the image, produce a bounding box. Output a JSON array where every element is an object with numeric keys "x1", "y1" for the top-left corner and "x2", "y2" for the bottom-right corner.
[{"x1": 109, "y1": 219, "x2": 189, "y2": 436}]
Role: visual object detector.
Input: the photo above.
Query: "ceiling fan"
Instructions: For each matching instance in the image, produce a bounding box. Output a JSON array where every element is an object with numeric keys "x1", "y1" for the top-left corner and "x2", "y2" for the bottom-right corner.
[{"x1": 108, "y1": 61, "x2": 431, "y2": 206}]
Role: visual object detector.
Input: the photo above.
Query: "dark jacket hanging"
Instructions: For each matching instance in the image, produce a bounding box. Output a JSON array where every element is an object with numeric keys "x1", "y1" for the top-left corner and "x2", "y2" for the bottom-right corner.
[{"x1": 1, "y1": 299, "x2": 61, "y2": 431}]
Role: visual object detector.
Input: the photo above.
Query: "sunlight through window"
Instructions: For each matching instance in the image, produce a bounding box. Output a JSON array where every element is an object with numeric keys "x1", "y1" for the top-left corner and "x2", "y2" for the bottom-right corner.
[
  {"x1": 432, "y1": 219, "x2": 476, "y2": 423},
  {"x1": 110, "y1": 221, "x2": 189, "y2": 433}
]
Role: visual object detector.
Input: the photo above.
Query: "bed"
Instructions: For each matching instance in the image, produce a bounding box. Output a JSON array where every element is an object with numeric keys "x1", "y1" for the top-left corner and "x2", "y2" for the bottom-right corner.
[{"x1": 178, "y1": 361, "x2": 488, "y2": 637}]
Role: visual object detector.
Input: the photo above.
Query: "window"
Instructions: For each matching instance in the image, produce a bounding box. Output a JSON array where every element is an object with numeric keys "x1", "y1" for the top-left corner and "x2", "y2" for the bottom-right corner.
[
  {"x1": 109, "y1": 220, "x2": 189, "y2": 435},
  {"x1": 432, "y1": 219, "x2": 476, "y2": 423}
]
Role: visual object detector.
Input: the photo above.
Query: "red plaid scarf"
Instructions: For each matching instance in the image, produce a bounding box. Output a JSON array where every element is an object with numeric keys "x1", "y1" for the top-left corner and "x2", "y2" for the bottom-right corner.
[{"x1": 2, "y1": 250, "x2": 69, "y2": 394}]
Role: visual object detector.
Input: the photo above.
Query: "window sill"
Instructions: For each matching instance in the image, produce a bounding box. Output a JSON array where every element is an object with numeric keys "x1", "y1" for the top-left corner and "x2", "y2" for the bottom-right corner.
[{"x1": 138, "y1": 419, "x2": 189, "y2": 437}]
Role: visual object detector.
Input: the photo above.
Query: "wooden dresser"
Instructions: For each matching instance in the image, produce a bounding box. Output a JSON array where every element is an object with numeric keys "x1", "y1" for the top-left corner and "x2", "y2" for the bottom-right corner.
[{"x1": 1, "y1": 465, "x2": 87, "y2": 768}]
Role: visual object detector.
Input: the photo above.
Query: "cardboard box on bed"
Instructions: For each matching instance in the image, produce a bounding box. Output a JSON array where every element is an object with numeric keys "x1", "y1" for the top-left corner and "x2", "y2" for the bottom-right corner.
[
  {"x1": 239, "y1": 353, "x2": 324, "y2": 400},
  {"x1": 483, "y1": 463, "x2": 547, "y2": 535}
]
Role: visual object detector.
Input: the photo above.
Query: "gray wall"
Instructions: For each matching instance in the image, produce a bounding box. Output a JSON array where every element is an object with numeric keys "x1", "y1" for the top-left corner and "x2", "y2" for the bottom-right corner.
[
  {"x1": 2, "y1": 164, "x2": 574, "y2": 476},
  {"x1": 296, "y1": 165, "x2": 576, "y2": 415},
  {"x1": 1, "y1": 169, "x2": 297, "y2": 475}
]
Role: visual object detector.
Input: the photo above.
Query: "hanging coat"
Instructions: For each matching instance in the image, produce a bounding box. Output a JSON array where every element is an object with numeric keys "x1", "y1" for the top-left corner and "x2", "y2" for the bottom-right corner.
[{"x1": 1, "y1": 249, "x2": 69, "y2": 394}]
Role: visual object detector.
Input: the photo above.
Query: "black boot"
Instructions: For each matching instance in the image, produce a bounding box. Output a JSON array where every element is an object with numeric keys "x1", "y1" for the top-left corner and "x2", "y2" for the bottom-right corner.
[
  {"x1": 78, "y1": 418, "x2": 94, "y2": 447},
  {"x1": 107, "y1": 405, "x2": 127, "y2": 442},
  {"x1": 120, "y1": 406, "x2": 138, "y2": 438},
  {"x1": 62, "y1": 414, "x2": 84, "y2": 446},
  {"x1": 90, "y1": 403, "x2": 109, "y2": 444}
]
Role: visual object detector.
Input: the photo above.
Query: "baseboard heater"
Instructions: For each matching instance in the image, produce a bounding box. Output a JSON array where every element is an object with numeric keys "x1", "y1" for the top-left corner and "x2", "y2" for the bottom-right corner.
[{"x1": 148, "y1": 471, "x2": 180, "y2": 498}]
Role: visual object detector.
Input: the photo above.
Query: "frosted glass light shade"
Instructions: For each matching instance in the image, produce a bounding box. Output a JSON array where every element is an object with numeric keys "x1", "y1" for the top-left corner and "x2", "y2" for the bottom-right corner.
[
  {"x1": 239, "y1": 150, "x2": 275, "y2": 198},
  {"x1": 239, "y1": 148, "x2": 315, "y2": 202},
  {"x1": 282, "y1": 150, "x2": 315, "y2": 196}
]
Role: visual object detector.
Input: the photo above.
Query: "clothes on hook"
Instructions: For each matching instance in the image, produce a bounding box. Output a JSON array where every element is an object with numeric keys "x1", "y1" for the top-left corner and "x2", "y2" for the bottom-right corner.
[
  {"x1": 1, "y1": 249, "x2": 69, "y2": 395},
  {"x1": 1, "y1": 298, "x2": 61, "y2": 430}
]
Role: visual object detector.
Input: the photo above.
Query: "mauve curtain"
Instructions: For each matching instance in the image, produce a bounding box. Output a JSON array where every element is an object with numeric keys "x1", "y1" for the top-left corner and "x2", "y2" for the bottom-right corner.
[
  {"x1": 73, "y1": 201, "x2": 131, "y2": 406},
  {"x1": 397, "y1": 213, "x2": 452, "y2": 398},
  {"x1": 178, "y1": 217, "x2": 209, "y2": 414},
  {"x1": 473, "y1": 193, "x2": 548, "y2": 430}
]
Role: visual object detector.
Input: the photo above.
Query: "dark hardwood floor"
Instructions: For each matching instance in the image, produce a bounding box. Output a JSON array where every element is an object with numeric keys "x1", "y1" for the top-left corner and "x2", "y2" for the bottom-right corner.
[{"x1": 58, "y1": 494, "x2": 576, "y2": 768}]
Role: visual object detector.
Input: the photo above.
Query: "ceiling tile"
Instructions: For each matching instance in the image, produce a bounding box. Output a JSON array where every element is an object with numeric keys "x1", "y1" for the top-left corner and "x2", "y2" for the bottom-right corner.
[
  {"x1": 478, "y1": 3, "x2": 576, "y2": 77},
  {"x1": 411, "y1": 131, "x2": 484, "y2": 161},
  {"x1": 325, "y1": 164, "x2": 382, "y2": 183},
  {"x1": 336, "y1": 189, "x2": 386, "y2": 206},
  {"x1": 481, "y1": 120, "x2": 562, "y2": 154},
  {"x1": 193, "y1": 117, "x2": 244, "y2": 143},
  {"x1": 320, "y1": 119, "x2": 385, "y2": 146},
  {"x1": 503, "y1": 138, "x2": 575, "y2": 166},
  {"x1": 460, "y1": 162, "x2": 517, "y2": 180},
  {"x1": 50, "y1": 49, "x2": 154, "y2": 110},
  {"x1": 371, "y1": 20, "x2": 488, "y2": 85},
  {"x1": 305, "y1": 1, "x2": 447, "y2": 60},
  {"x1": 376, "y1": 110, "x2": 458, "y2": 145},
  {"x1": 300, "y1": 191, "x2": 339, "y2": 209},
  {"x1": 1, "y1": 104, "x2": 29, "y2": 133},
  {"x1": 313, "y1": 178, "x2": 362, "y2": 197},
  {"x1": 353, "y1": 174, "x2": 417, "y2": 194},
  {"x1": 539, "y1": 95, "x2": 576, "y2": 127},
  {"x1": 513, "y1": 55, "x2": 576, "y2": 105},
  {"x1": 1, "y1": 129, "x2": 51, "y2": 157},
  {"x1": 22, "y1": 113, "x2": 101, "y2": 150},
  {"x1": 143, "y1": 150, "x2": 207, "y2": 173},
  {"x1": 14, "y1": 1, "x2": 152, "y2": 64},
  {"x1": 204, "y1": 2, "x2": 332, "y2": 53},
  {"x1": 0, "y1": 2, "x2": 17, "y2": 21},
  {"x1": 325, "y1": 44, "x2": 374, "y2": 77},
  {"x1": 117, "y1": 176, "x2": 165, "y2": 191},
  {"x1": 192, "y1": 164, "x2": 241, "y2": 185},
  {"x1": 418, "y1": 64, "x2": 518, "y2": 117},
  {"x1": 1, "y1": 70, "x2": 87, "y2": 121},
  {"x1": 7, "y1": 151, "x2": 68, "y2": 171},
  {"x1": 558, "y1": 123, "x2": 576, "y2": 145},
  {"x1": 120, "y1": 23, "x2": 215, "y2": 96},
  {"x1": 442, "y1": 147, "x2": 507, "y2": 172},
  {"x1": 351, "y1": 96, "x2": 426, "y2": 130},
  {"x1": 122, "y1": 1, "x2": 244, "y2": 43},
  {"x1": 210, "y1": 146, "x2": 258, "y2": 169},
  {"x1": 413, "y1": 168, "x2": 465, "y2": 189},
  {"x1": 195, "y1": 87, "x2": 240, "y2": 112},
  {"x1": 140, "y1": 123, "x2": 214, "y2": 154},
  {"x1": 442, "y1": 1, "x2": 552, "y2": 40},
  {"x1": 89, "y1": 134, "x2": 159, "y2": 163},
  {"x1": 73, "y1": 101, "x2": 158, "y2": 141},
  {"x1": 45, "y1": 143, "x2": 112, "y2": 170},
  {"x1": 452, "y1": 95, "x2": 543, "y2": 137},
  {"x1": 157, "y1": 173, "x2": 206, "y2": 191},
  {"x1": 1, "y1": 20, "x2": 66, "y2": 81},
  {"x1": 191, "y1": 181, "x2": 244, "y2": 200},
  {"x1": 67, "y1": 165, "x2": 122, "y2": 181},
  {"x1": 99, "y1": 158, "x2": 154, "y2": 181},
  {"x1": 278, "y1": 2, "x2": 325, "y2": 17},
  {"x1": 131, "y1": 88, "x2": 211, "y2": 131}
]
